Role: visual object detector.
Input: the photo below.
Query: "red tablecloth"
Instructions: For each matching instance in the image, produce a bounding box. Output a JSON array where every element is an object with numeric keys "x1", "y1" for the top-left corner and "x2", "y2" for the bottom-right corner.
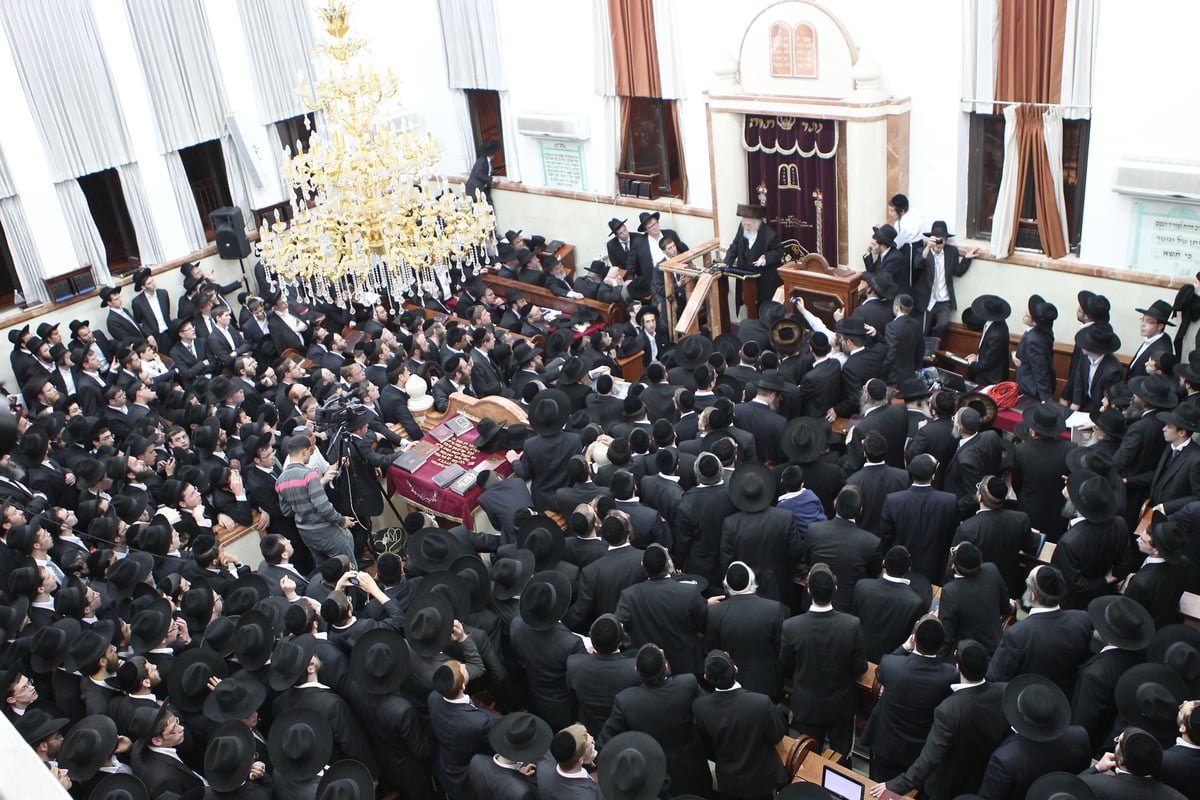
[
  {"x1": 994, "y1": 407, "x2": 1071, "y2": 439},
  {"x1": 385, "y1": 414, "x2": 514, "y2": 529}
]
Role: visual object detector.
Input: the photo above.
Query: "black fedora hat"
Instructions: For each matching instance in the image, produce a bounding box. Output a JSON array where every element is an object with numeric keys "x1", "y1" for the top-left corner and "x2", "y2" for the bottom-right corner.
[
  {"x1": 108, "y1": 551, "x2": 154, "y2": 600},
  {"x1": 451, "y1": 554, "x2": 492, "y2": 612},
  {"x1": 519, "y1": 570, "x2": 572, "y2": 630},
  {"x1": 223, "y1": 573, "x2": 270, "y2": 616},
  {"x1": 350, "y1": 628, "x2": 410, "y2": 695},
  {"x1": 970, "y1": 294, "x2": 1011, "y2": 322},
  {"x1": 168, "y1": 646, "x2": 229, "y2": 713},
  {"x1": 411, "y1": 570, "x2": 471, "y2": 622},
  {"x1": 491, "y1": 549, "x2": 536, "y2": 601},
  {"x1": 616, "y1": 333, "x2": 644, "y2": 359},
  {"x1": 30, "y1": 617, "x2": 80, "y2": 672},
  {"x1": 181, "y1": 583, "x2": 217, "y2": 633},
  {"x1": 269, "y1": 707, "x2": 333, "y2": 781},
  {"x1": 1088, "y1": 407, "x2": 1127, "y2": 440},
  {"x1": 1115, "y1": 663, "x2": 1189, "y2": 736},
  {"x1": 896, "y1": 377, "x2": 932, "y2": 401},
  {"x1": 1148, "y1": 624, "x2": 1200, "y2": 691},
  {"x1": 6, "y1": 323, "x2": 29, "y2": 345},
  {"x1": 511, "y1": 340, "x2": 543, "y2": 366},
  {"x1": 1066, "y1": 445, "x2": 1115, "y2": 478},
  {"x1": 407, "y1": 527, "x2": 469, "y2": 575},
  {"x1": 728, "y1": 463, "x2": 776, "y2": 513},
  {"x1": 66, "y1": 622, "x2": 116, "y2": 674},
  {"x1": 753, "y1": 371, "x2": 794, "y2": 395},
  {"x1": 781, "y1": 417, "x2": 825, "y2": 463},
  {"x1": 205, "y1": 720, "x2": 257, "y2": 792},
  {"x1": 607, "y1": 218, "x2": 627, "y2": 236},
  {"x1": 557, "y1": 356, "x2": 588, "y2": 385},
  {"x1": 1027, "y1": 772, "x2": 1098, "y2": 800},
  {"x1": 736, "y1": 203, "x2": 766, "y2": 219},
  {"x1": 1128, "y1": 374, "x2": 1179, "y2": 410},
  {"x1": 529, "y1": 388, "x2": 572, "y2": 435},
  {"x1": 1136, "y1": 299, "x2": 1176, "y2": 326},
  {"x1": 597, "y1": 730, "x2": 667, "y2": 800},
  {"x1": 204, "y1": 671, "x2": 267, "y2": 722},
  {"x1": 1078, "y1": 290, "x2": 1111, "y2": 321},
  {"x1": 516, "y1": 514, "x2": 565, "y2": 570},
  {"x1": 88, "y1": 774, "x2": 149, "y2": 800},
  {"x1": 1067, "y1": 470, "x2": 1117, "y2": 523},
  {"x1": 674, "y1": 335, "x2": 713, "y2": 369},
  {"x1": 1176, "y1": 356, "x2": 1200, "y2": 386},
  {"x1": 58, "y1": 714, "x2": 118, "y2": 782},
  {"x1": 0, "y1": 596, "x2": 28, "y2": 640},
  {"x1": 923, "y1": 220, "x2": 955, "y2": 239},
  {"x1": 636, "y1": 211, "x2": 660, "y2": 232},
  {"x1": 1017, "y1": 402, "x2": 1067, "y2": 440},
  {"x1": 15, "y1": 707, "x2": 69, "y2": 745},
  {"x1": 233, "y1": 609, "x2": 276, "y2": 671},
  {"x1": 871, "y1": 224, "x2": 898, "y2": 249},
  {"x1": 268, "y1": 633, "x2": 317, "y2": 692},
  {"x1": 1088, "y1": 596, "x2": 1155, "y2": 651},
  {"x1": 316, "y1": 759, "x2": 374, "y2": 800},
  {"x1": 406, "y1": 592, "x2": 455, "y2": 657},
  {"x1": 586, "y1": 258, "x2": 608, "y2": 275},
  {"x1": 833, "y1": 317, "x2": 870, "y2": 337},
  {"x1": 1075, "y1": 324, "x2": 1121, "y2": 355},
  {"x1": 1027, "y1": 294, "x2": 1059, "y2": 328},
  {"x1": 474, "y1": 417, "x2": 507, "y2": 452},
  {"x1": 862, "y1": 270, "x2": 897, "y2": 300},
  {"x1": 1002, "y1": 674, "x2": 1070, "y2": 742},
  {"x1": 201, "y1": 614, "x2": 239, "y2": 658},
  {"x1": 1157, "y1": 402, "x2": 1200, "y2": 432},
  {"x1": 489, "y1": 712, "x2": 553, "y2": 763},
  {"x1": 99, "y1": 285, "x2": 120, "y2": 308}
]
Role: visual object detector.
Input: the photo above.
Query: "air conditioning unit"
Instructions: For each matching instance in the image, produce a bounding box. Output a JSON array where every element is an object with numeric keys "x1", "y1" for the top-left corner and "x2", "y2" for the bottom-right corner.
[
  {"x1": 1113, "y1": 157, "x2": 1200, "y2": 202},
  {"x1": 516, "y1": 113, "x2": 589, "y2": 141}
]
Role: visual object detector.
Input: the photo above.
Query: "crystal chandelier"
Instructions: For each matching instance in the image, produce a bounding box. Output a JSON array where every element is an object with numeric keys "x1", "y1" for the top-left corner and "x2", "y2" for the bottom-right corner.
[{"x1": 257, "y1": 1, "x2": 495, "y2": 307}]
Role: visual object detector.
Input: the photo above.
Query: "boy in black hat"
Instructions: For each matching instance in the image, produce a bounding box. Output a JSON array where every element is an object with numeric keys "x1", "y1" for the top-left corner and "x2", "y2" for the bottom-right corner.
[
  {"x1": 915, "y1": 219, "x2": 980, "y2": 344},
  {"x1": 1128, "y1": 299, "x2": 1176, "y2": 379}
]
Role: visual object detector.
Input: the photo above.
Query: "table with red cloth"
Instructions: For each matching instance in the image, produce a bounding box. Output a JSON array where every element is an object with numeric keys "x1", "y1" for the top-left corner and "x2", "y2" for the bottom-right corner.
[
  {"x1": 385, "y1": 413, "x2": 514, "y2": 530},
  {"x1": 993, "y1": 406, "x2": 1072, "y2": 440}
]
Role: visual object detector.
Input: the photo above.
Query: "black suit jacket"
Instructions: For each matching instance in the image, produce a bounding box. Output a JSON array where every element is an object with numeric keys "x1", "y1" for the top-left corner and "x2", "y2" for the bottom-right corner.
[
  {"x1": 1012, "y1": 436, "x2": 1075, "y2": 539},
  {"x1": 616, "y1": 576, "x2": 707, "y2": 675},
  {"x1": 1080, "y1": 770, "x2": 1189, "y2": 800},
  {"x1": 1070, "y1": 646, "x2": 1142, "y2": 755},
  {"x1": 844, "y1": 462, "x2": 910, "y2": 535},
  {"x1": 913, "y1": 245, "x2": 972, "y2": 312},
  {"x1": 865, "y1": 246, "x2": 914, "y2": 296},
  {"x1": 968, "y1": 321, "x2": 1009, "y2": 385},
  {"x1": 732, "y1": 400, "x2": 787, "y2": 465},
  {"x1": 852, "y1": 298, "x2": 894, "y2": 344},
  {"x1": 693, "y1": 687, "x2": 789, "y2": 796},
  {"x1": 953, "y1": 508, "x2": 1040, "y2": 597},
  {"x1": 169, "y1": 339, "x2": 212, "y2": 380},
  {"x1": 564, "y1": 544, "x2": 645, "y2": 631},
  {"x1": 834, "y1": 345, "x2": 886, "y2": 418},
  {"x1": 799, "y1": 357, "x2": 842, "y2": 419},
  {"x1": 267, "y1": 312, "x2": 305, "y2": 354},
  {"x1": 1125, "y1": 560, "x2": 1193, "y2": 630},
  {"x1": 705, "y1": 591, "x2": 788, "y2": 698},
  {"x1": 980, "y1": 728, "x2": 1092, "y2": 800},
  {"x1": 801, "y1": 517, "x2": 882, "y2": 611},
  {"x1": 986, "y1": 607, "x2": 1094, "y2": 695},
  {"x1": 884, "y1": 313, "x2": 925, "y2": 384},
  {"x1": 720, "y1": 507, "x2": 802, "y2": 607},
  {"x1": 565, "y1": 650, "x2": 640, "y2": 736},
  {"x1": 131, "y1": 744, "x2": 204, "y2": 798},
  {"x1": 131, "y1": 289, "x2": 171, "y2": 336},
  {"x1": 1128, "y1": 334, "x2": 1174, "y2": 380},
  {"x1": 509, "y1": 618, "x2": 587, "y2": 730},
  {"x1": 106, "y1": 308, "x2": 145, "y2": 345},
  {"x1": 427, "y1": 691, "x2": 496, "y2": 800},
  {"x1": 937, "y1": 564, "x2": 1011, "y2": 655},
  {"x1": 378, "y1": 384, "x2": 423, "y2": 440},
  {"x1": 879, "y1": 484, "x2": 960, "y2": 582},
  {"x1": 1015, "y1": 325, "x2": 1057, "y2": 400},
  {"x1": 673, "y1": 483, "x2": 737, "y2": 588},
  {"x1": 945, "y1": 430, "x2": 1005, "y2": 516},
  {"x1": 724, "y1": 221, "x2": 785, "y2": 302},
  {"x1": 863, "y1": 650, "x2": 958, "y2": 768},
  {"x1": 1067, "y1": 351, "x2": 1124, "y2": 412},
  {"x1": 515, "y1": 430, "x2": 583, "y2": 510},
  {"x1": 206, "y1": 326, "x2": 249, "y2": 370},
  {"x1": 905, "y1": 416, "x2": 958, "y2": 489},
  {"x1": 1156, "y1": 743, "x2": 1200, "y2": 800},
  {"x1": 852, "y1": 577, "x2": 927, "y2": 663},
  {"x1": 1151, "y1": 441, "x2": 1200, "y2": 513},
  {"x1": 781, "y1": 609, "x2": 868, "y2": 724},
  {"x1": 1051, "y1": 517, "x2": 1130, "y2": 609}
]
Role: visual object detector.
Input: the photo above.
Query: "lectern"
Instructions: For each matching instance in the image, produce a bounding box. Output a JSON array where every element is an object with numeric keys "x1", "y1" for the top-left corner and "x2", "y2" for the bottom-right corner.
[{"x1": 779, "y1": 254, "x2": 865, "y2": 331}]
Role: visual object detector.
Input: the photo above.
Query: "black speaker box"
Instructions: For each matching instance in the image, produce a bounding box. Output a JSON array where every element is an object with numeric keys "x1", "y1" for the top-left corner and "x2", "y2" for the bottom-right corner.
[{"x1": 209, "y1": 206, "x2": 251, "y2": 260}]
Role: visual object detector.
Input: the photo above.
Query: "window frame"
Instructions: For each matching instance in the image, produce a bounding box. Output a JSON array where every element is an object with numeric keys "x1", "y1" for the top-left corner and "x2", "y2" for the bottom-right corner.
[
  {"x1": 618, "y1": 97, "x2": 684, "y2": 200},
  {"x1": 77, "y1": 167, "x2": 140, "y2": 275}
]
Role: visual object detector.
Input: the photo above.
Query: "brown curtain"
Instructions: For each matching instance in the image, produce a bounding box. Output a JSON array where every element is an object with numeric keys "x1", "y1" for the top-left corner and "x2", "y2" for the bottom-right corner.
[
  {"x1": 995, "y1": 0, "x2": 1070, "y2": 258},
  {"x1": 609, "y1": 0, "x2": 660, "y2": 98},
  {"x1": 666, "y1": 100, "x2": 686, "y2": 202}
]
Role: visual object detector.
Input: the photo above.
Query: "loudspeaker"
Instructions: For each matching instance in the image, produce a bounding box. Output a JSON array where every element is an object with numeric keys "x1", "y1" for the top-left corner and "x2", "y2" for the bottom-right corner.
[{"x1": 210, "y1": 206, "x2": 252, "y2": 260}]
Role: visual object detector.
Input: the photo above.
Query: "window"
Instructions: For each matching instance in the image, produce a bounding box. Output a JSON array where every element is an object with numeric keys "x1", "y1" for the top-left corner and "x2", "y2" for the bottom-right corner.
[
  {"x1": 464, "y1": 89, "x2": 506, "y2": 176},
  {"x1": 178, "y1": 140, "x2": 234, "y2": 241},
  {"x1": 966, "y1": 114, "x2": 1090, "y2": 253},
  {"x1": 276, "y1": 114, "x2": 317, "y2": 156},
  {"x1": 619, "y1": 98, "x2": 684, "y2": 199},
  {"x1": 0, "y1": 219, "x2": 21, "y2": 308},
  {"x1": 77, "y1": 168, "x2": 140, "y2": 273}
]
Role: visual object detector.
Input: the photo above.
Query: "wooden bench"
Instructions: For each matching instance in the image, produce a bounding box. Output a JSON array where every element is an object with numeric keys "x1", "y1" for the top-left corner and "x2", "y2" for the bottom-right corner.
[{"x1": 480, "y1": 273, "x2": 625, "y2": 327}]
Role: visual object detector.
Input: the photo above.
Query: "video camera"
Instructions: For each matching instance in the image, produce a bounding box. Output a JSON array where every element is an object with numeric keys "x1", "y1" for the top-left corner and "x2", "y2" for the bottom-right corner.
[{"x1": 313, "y1": 394, "x2": 367, "y2": 433}]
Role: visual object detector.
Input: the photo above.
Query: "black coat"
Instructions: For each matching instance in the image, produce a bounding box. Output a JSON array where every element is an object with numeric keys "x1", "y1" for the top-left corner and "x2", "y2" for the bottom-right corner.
[
  {"x1": 885, "y1": 680, "x2": 1009, "y2": 800},
  {"x1": 565, "y1": 650, "x2": 640, "y2": 736},
  {"x1": 732, "y1": 399, "x2": 787, "y2": 465},
  {"x1": 798, "y1": 357, "x2": 841, "y2": 419},
  {"x1": 1118, "y1": 410, "x2": 1168, "y2": 524},
  {"x1": 638, "y1": 474, "x2": 685, "y2": 525},
  {"x1": 274, "y1": 685, "x2": 380, "y2": 778},
  {"x1": 131, "y1": 744, "x2": 204, "y2": 798},
  {"x1": 1125, "y1": 560, "x2": 1193, "y2": 630},
  {"x1": 378, "y1": 384, "x2": 424, "y2": 440},
  {"x1": 1012, "y1": 436, "x2": 1075, "y2": 539},
  {"x1": 1051, "y1": 517, "x2": 1129, "y2": 609},
  {"x1": 509, "y1": 618, "x2": 588, "y2": 731},
  {"x1": 863, "y1": 650, "x2": 957, "y2": 771},
  {"x1": 131, "y1": 289, "x2": 172, "y2": 337},
  {"x1": 945, "y1": 431, "x2": 1005, "y2": 516},
  {"x1": 468, "y1": 754, "x2": 535, "y2": 800},
  {"x1": 615, "y1": 576, "x2": 707, "y2": 676},
  {"x1": 693, "y1": 687, "x2": 789, "y2": 796},
  {"x1": 879, "y1": 484, "x2": 961, "y2": 582},
  {"x1": 979, "y1": 727, "x2": 1092, "y2": 800},
  {"x1": 865, "y1": 246, "x2": 914, "y2": 296},
  {"x1": 1070, "y1": 647, "x2": 1142, "y2": 756},
  {"x1": 937, "y1": 564, "x2": 1012, "y2": 655},
  {"x1": 564, "y1": 544, "x2": 645, "y2": 631},
  {"x1": 905, "y1": 416, "x2": 958, "y2": 490},
  {"x1": 852, "y1": 577, "x2": 927, "y2": 663},
  {"x1": 801, "y1": 517, "x2": 882, "y2": 612},
  {"x1": 1150, "y1": 441, "x2": 1200, "y2": 513},
  {"x1": 1156, "y1": 743, "x2": 1200, "y2": 800},
  {"x1": 514, "y1": 430, "x2": 582, "y2": 510},
  {"x1": 844, "y1": 402, "x2": 910, "y2": 472},
  {"x1": 427, "y1": 691, "x2": 496, "y2": 800},
  {"x1": 1128, "y1": 334, "x2": 1174, "y2": 380},
  {"x1": 834, "y1": 345, "x2": 886, "y2": 418},
  {"x1": 1015, "y1": 325, "x2": 1057, "y2": 400},
  {"x1": 724, "y1": 220, "x2": 785, "y2": 304},
  {"x1": 884, "y1": 313, "x2": 925, "y2": 384},
  {"x1": 953, "y1": 508, "x2": 1041, "y2": 597},
  {"x1": 703, "y1": 592, "x2": 787, "y2": 699},
  {"x1": 354, "y1": 691, "x2": 437, "y2": 797},
  {"x1": 673, "y1": 484, "x2": 736, "y2": 588},
  {"x1": 1080, "y1": 771, "x2": 1189, "y2": 800},
  {"x1": 720, "y1": 507, "x2": 802, "y2": 607},
  {"x1": 844, "y1": 463, "x2": 910, "y2": 536},
  {"x1": 967, "y1": 321, "x2": 1009, "y2": 385},
  {"x1": 852, "y1": 298, "x2": 894, "y2": 344},
  {"x1": 781, "y1": 609, "x2": 868, "y2": 724},
  {"x1": 986, "y1": 607, "x2": 1094, "y2": 696},
  {"x1": 553, "y1": 483, "x2": 606, "y2": 519},
  {"x1": 1066, "y1": 352, "x2": 1124, "y2": 412},
  {"x1": 913, "y1": 245, "x2": 973, "y2": 313}
]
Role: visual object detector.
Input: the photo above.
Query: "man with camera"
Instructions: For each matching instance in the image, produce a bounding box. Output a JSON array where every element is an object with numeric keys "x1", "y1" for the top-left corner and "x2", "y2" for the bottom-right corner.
[
  {"x1": 276, "y1": 433, "x2": 358, "y2": 568},
  {"x1": 337, "y1": 405, "x2": 405, "y2": 560},
  {"x1": 913, "y1": 220, "x2": 981, "y2": 345}
]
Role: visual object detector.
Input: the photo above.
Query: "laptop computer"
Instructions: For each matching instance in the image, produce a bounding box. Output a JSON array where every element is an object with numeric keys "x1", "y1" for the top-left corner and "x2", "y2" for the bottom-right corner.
[{"x1": 822, "y1": 765, "x2": 865, "y2": 800}]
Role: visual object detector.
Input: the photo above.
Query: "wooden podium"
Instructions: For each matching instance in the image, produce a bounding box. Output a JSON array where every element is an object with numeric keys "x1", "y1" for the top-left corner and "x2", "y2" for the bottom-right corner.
[
  {"x1": 658, "y1": 238, "x2": 735, "y2": 339},
  {"x1": 779, "y1": 254, "x2": 865, "y2": 331}
]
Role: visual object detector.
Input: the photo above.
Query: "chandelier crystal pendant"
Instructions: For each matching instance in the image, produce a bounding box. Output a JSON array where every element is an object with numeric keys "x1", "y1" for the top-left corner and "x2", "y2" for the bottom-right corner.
[{"x1": 257, "y1": 1, "x2": 496, "y2": 308}]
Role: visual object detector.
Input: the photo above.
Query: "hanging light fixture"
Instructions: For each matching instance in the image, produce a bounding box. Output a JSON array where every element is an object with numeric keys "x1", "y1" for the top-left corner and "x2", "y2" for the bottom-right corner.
[{"x1": 257, "y1": 1, "x2": 495, "y2": 307}]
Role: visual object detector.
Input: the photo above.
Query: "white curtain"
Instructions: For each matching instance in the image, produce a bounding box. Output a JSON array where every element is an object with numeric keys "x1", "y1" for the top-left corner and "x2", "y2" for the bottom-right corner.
[
  {"x1": 497, "y1": 91, "x2": 521, "y2": 183},
  {"x1": 237, "y1": 0, "x2": 318, "y2": 124},
  {"x1": 0, "y1": 0, "x2": 133, "y2": 180},
  {"x1": 451, "y1": 90, "x2": 477, "y2": 175},
  {"x1": 1042, "y1": 107, "x2": 1071, "y2": 244},
  {"x1": 594, "y1": 0, "x2": 620, "y2": 195},
  {"x1": 123, "y1": 0, "x2": 228, "y2": 152},
  {"x1": 653, "y1": 0, "x2": 685, "y2": 99},
  {"x1": 988, "y1": 104, "x2": 1022, "y2": 258},
  {"x1": 117, "y1": 163, "x2": 164, "y2": 265},
  {"x1": 221, "y1": 136, "x2": 255, "y2": 231},
  {"x1": 166, "y1": 151, "x2": 208, "y2": 250},
  {"x1": 961, "y1": 0, "x2": 998, "y2": 113},
  {"x1": 436, "y1": 0, "x2": 507, "y2": 90},
  {"x1": 55, "y1": 180, "x2": 112, "y2": 285},
  {"x1": 1059, "y1": 0, "x2": 1098, "y2": 120},
  {"x1": 0, "y1": 198, "x2": 48, "y2": 304}
]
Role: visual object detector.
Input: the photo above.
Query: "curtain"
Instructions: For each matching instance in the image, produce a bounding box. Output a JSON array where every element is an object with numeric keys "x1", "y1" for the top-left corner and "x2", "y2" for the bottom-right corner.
[
  {"x1": 451, "y1": 90, "x2": 477, "y2": 174},
  {"x1": 652, "y1": 0, "x2": 685, "y2": 99},
  {"x1": 497, "y1": 92, "x2": 521, "y2": 183},
  {"x1": 237, "y1": 0, "x2": 318, "y2": 124},
  {"x1": 594, "y1": 0, "x2": 621, "y2": 195},
  {"x1": 221, "y1": 136, "x2": 255, "y2": 231},
  {"x1": 0, "y1": 199, "x2": 48, "y2": 304},
  {"x1": 668, "y1": 102, "x2": 688, "y2": 204},
  {"x1": 744, "y1": 116, "x2": 838, "y2": 258},
  {"x1": 55, "y1": 181, "x2": 111, "y2": 285},
  {"x1": 1035, "y1": 107, "x2": 1070, "y2": 258},
  {"x1": 609, "y1": 0, "x2": 661, "y2": 98},
  {"x1": 961, "y1": 0, "x2": 998, "y2": 112},
  {"x1": 117, "y1": 163, "x2": 164, "y2": 264},
  {"x1": 165, "y1": 151, "x2": 208, "y2": 250},
  {"x1": 124, "y1": 0, "x2": 228, "y2": 152},
  {"x1": 1059, "y1": 0, "x2": 1097, "y2": 120},
  {"x1": 0, "y1": 0, "x2": 133, "y2": 180},
  {"x1": 988, "y1": 105, "x2": 1022, "y2": 258},
  {"x1": 436, "y1": 0, "x2": 507, "y2": 90},
  {"x1": 994, "y1": 0, "x2": 1067, "y2": 107}
]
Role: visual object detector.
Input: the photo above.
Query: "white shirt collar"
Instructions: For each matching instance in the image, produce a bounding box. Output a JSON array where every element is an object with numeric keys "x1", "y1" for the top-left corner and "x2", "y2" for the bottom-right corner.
[
  {"x1": 1028, "y1": 605, "x2": 1061, "y2": 615},
  {"x1": 808, "y1": 603, "x2": 834, "y2": 612},
  {"x1": 951, "y1": 679, "x2": 986, "y2": 692},
  {"x1": 881, "y1": 574, "x2": 911, "y2": 586},
  {"x1": 715, "y1": 681, "x2": 743, "y2": 692}
]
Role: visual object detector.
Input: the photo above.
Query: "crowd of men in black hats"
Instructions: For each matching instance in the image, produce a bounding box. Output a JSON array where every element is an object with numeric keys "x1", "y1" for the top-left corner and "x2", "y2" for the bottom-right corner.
[{"x1": 2, "y1": 223, "x2": 1200, "y2": 800}]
